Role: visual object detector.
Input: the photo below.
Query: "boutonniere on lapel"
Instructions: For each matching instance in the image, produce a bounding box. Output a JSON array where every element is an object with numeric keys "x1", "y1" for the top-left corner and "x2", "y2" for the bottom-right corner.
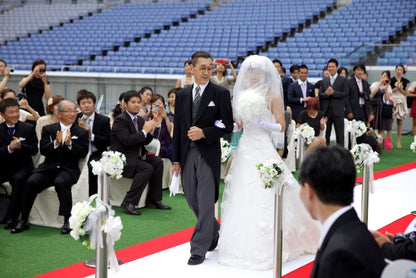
[
  {"x1": 18, "y1": 137, "x2": 26, "y2": 141},
  {"x1": 71, "y1": 135, "x2": 78, "y2": 139}
]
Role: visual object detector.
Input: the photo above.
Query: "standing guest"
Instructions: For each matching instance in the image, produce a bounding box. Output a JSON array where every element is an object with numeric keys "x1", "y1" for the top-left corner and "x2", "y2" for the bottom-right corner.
[
  {"x1": 288, "y1": 64, "x2": 315, "y2": 122},
  {"x1": 0, "y1": 59, "x2": 11, "y2": 92},
  {"x1": 370, "y1": 71, "x2": 392, "y2": 140},
  {"x1": 390, "y1": 64, "x2": 409, "y2": 148},
  {"x1": 146, "y1": 94, "x2": 173, "y2": 160},
  {"x1": 296, "y1": 98, "x2": 327, "y2": 154},
  {"x1": 1, "y1": 89, "x2": 40, "y2": 123},
  {"x1": 18, "y1": 59, "x2": 50, "y2": 116},
  {"x1": 0, "y1": 99, "x2": 38, "y2": 230},
  {"x1": 12, "y1": 100, "x2": 89, "y2": 234},
  {"x1": 76, "y1": 89, "x2": 111, "y2": 196},
  {"x1": 36, "y1": 95, "x2": 64, "y2": 140},
  {"x1": 319, "y1": 58, "x2": 349, "y2": 146},
  {"x1": 109, "y1": 92, "x2": 125, "y2": 128},
  {"x1": 346, "y1": 64, "x2": 379, "y2": 151},
  {"x1": 165, "y1": 87, "x2": 179, "y2": 117},
  {"x1": 172, "y1": 51, "x2": 233, "y2": 265},
  {"x1": 338, "y1": 67, "x2": 349, "y2": 78},
  {"x1": 408, "y1": 81, "x2": 416, "y2": 136},
  {"x1": 210, "y1": 58, "x2": 237, "y2": 91},
  {"x1": 314, "y1": 66, "x2": 329, "y2": 98},
  {"x1": 111, "y1": 90, "x2": 171, "y2": 216},
  {"x1": 289, "y1": 64, "x2": 300, "y2": 82},
  {"x1": 298, "y1": 145, "x2": 387, "y2": 278},
  {"x1": 138, "y1": 86, "x2": 153, "y2": 117},
  {"x1": 175, "y1": 60, "x2": 194, "y2": 88}
]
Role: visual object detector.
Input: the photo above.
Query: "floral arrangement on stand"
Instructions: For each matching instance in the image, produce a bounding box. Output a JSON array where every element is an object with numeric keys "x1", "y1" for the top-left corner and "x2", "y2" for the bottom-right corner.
[
  {"x1": 350, "y1": 143, "x2": 380, "y2": 173},
  {"x1": 220, "y1": 138, "x2": 232, "y2": 163},
  {"x1": 299, "y1": 123, "x2": 314, "y2": 145},
  {"x1": 69, "y1": 196, "x2": 96, "y2": 248},
  {"x1": 353, "y1": 120, "x2": 367, "y2": 138},
  {"x1": 256, "y1": 160, "x2": 283, "y2": 189},
  {"x1": 410, "y1": 136, "x2": 416, "y2": 152},
  {"x1": 90, "y1": 151, "x2": 126, "y2": 179}
]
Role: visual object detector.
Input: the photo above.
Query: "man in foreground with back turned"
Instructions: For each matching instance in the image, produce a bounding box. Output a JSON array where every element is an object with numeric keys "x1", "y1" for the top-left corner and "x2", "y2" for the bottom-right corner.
[{"x1": 298, "y1": 145, "x2": 386, "y2": 278}]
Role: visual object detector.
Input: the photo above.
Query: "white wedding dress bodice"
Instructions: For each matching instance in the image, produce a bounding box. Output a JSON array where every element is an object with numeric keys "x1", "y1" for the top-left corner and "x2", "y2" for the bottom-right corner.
[{"x1": 218, "y1": 90, "x2": 321, "y2": 270}]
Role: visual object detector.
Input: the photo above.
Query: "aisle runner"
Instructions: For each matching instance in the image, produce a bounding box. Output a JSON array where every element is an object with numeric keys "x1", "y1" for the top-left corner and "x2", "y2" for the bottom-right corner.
[{"x1": 36, "y1": 162, "x2": 416, "y2": 278}]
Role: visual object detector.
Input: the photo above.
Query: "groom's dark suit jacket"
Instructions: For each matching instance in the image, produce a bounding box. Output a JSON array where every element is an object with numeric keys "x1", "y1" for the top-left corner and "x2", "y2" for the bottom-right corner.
[
  {"x1": 287, "y1": 81, "x2": 315, "y2": 122},
  {"x1": 172, "y1": 82, "x2": 233, "y2": 201},
  {"x1": 311, "y1": 208, "x2": 386, "y2": 278}
]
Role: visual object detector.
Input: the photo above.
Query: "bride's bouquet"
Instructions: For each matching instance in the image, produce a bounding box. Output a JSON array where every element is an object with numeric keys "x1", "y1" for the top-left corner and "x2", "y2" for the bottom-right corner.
[
  {"x1": 410, "y1": 136, "x2": 416, "y2": 152},
  {"x1": 299, "y1": 123, "x2": 314, "y2": 145},
  {"x1": 350, "y1": 143, "x2": 380, "y2": 173},
  {"x1": 235, "y1": 88, "x2": 265, "y2": 121},
  {"x1": 90, "y1": 151, "x2": 126, "y2": 179},
  {"x1": 256, "y1": 160, "x2": 282, "y2": 189},
  {"x1": 220, "y1": 138, "x2": 231, "y2": 163}
]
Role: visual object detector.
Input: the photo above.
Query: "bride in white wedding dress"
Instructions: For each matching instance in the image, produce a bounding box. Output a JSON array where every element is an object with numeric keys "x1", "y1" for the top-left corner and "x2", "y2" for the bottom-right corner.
[{"x1": 218, "y1": 55, "x2": 321, "y2": 270}]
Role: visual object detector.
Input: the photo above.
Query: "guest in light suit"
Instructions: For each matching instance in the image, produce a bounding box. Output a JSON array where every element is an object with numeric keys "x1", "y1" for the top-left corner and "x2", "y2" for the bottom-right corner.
[
  {"x1": 298, "y1": 145, "x2": 386, "y2": 278},
  {"x1": 76, "y1": 89, "x2": 111, "y2": 196},
  {"x1": 11, "y1": 100, "x2": 89, "y2": 234},
  {"x1": 319, "y1": 59, "x2": 349, "y2": 146},
  {"x1": 172, "y1": 51, "x2": 233, "y2": 265},
  {"x1": 287, "y1": 64, "x2": 315, "y2": 122},
  {"x1": 0, "y1": 99, "x2": 38, "y2": 229}
]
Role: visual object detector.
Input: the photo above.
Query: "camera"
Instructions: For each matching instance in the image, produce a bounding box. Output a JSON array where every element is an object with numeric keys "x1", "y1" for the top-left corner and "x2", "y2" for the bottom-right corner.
[
  {"x1": 154, "y1": 103, "x2": 160, "y2": 111},
  {"x1": 216, "y1": 59, "x2": 225, "y2": 64}
]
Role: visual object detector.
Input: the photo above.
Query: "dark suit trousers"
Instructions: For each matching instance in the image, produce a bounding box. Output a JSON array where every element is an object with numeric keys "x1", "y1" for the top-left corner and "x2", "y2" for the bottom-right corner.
[
  {"x1": 22, "y1": 169, "x2": 75, "y2": 220},
  {"x1": 182, "y1": 146, "x2": 219, "y2": 257},
  {"x1": 88, "y1": 151, "x2": 101, "y2": 196},
  {"x1": 325, "y1": 108, "x2": 345, "y2": 146},
  {"x1": 125, "y1": 155, "x2": 163, "y2": 206},
  {"x1": 1, "y1": 168, "x2": 32, "y2": 221}
]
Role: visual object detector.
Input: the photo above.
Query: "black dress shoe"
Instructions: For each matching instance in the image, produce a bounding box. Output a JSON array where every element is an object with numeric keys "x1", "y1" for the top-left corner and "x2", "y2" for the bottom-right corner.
[
  {"x1": 121, "y1": 202, "x2": 141, "y2": 215},
  {"x1": 61, "y1": 221, "x2": 72, "y2": 234},
  {"x1": 11, "y1": 220, "x2": 29, "y2": 234},
  {"x1": 149, "y1": 200, "x2": 171, "y2": 210},
  {"x1": 4, "y1": 219, "x2": 15, "y2": 230},
  {"x1": 188, "y1": 254, "x2": 205, "y2": 265},
  {"x1": 208, "y1": 233, "x2": 219, "y2": 251}
]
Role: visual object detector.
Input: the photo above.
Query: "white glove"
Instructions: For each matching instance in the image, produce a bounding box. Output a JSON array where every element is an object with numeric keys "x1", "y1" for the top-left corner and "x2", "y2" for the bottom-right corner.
[{"x1": 258, "y1": 118, "x2": 282, "y2": 132}]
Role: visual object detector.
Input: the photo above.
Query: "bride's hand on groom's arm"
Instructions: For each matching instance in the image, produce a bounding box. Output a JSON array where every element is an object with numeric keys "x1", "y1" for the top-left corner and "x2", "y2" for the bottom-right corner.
[{"x1": 172, "y1": 162, "x2": 181, "y2": 177}]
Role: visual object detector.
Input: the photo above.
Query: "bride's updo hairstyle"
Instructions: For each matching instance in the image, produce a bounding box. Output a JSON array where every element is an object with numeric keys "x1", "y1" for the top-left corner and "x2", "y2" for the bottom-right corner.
[{"x1": 233, "y1": 55, "x2": 284, "y2": 124}]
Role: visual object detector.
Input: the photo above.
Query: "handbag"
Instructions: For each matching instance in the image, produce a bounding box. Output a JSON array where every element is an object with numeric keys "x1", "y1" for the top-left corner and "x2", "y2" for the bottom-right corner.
[
  {"x1": 382, "y1": 103, "x2": 393, "y2": 118},
  {"x1": 383, "y1": 137, "x2": 392, "y2": 150},
  {"x1": 0, "y1": 184, "x2": 10, "y2": 223}
]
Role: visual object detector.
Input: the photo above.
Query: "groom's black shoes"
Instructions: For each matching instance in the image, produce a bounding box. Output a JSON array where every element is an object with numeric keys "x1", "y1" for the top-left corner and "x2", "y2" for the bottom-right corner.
[
  {"x1": 11, "y1": 220, "x2": 29, "y2": 234},
  {"x1": 188, "y1": 255, "x2": 205, "y2": 265},
  {"x1": 208, "y1": 233, "x2": 219, "y2": 251}
]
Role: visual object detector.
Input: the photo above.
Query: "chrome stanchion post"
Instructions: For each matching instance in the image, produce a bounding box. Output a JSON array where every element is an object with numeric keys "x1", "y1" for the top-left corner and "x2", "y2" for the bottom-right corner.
[
  {"x1": 299, "y1": 136, "x2": 304, "y2": 165},
  {"x1": 361, "y1": 165, "x2": 369, "y2": 225},
  {"x1": 96, "y1": 172, "x2": 109, "y2": 278},
  {"x1": 273, "y1": 185, "x2": 284, "y2": 278}
]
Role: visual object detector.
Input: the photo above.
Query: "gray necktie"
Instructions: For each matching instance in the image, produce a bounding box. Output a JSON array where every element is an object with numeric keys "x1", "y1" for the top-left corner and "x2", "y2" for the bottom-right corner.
[{"x1": 194, "y1": 86, "x2": 201, "y2": 105}]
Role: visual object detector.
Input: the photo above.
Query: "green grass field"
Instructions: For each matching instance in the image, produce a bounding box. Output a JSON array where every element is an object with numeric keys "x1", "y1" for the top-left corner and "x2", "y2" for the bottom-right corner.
[{"x1": 0, "y1": 134, "x2": 415, "y2": 277}]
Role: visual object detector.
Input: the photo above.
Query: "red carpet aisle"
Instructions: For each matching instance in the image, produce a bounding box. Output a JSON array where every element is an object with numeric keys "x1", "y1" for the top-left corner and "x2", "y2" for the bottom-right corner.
[{"x1": 36, "y1": 163, "x2": 416, "y2": 278}]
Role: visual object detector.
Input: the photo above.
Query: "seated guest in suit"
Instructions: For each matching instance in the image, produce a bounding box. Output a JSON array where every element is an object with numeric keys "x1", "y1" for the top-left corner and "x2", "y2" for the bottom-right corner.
[
  {"x1": 76, "y1": 89, "x2": 111, "y2": 196},
  {"x1": 111, "y1": 90, "x2": 171, "y2": 216},
  {"x1": 296, "y1": 98, "x2": 327, "y2": 154},
  {"x1": 371, "y1": 230, "x2": 416, "y2": 261},
  {"x1": 0, "y1": 99, "x2": 38, "y2": 229},
  {"x1": 145, "y1": 94, "x2": 174, "y2": 161},
  {"x1": 11, "y1": 100, "x2": 89, "y2": 234},
  {"x1": 345, "y1": 64, "x2": 381, "y2": 151},
  {"x1": 298, "y1": 145, "x2": 386, "y2": 278},
  {"x1": 288, "y1": 64, "x2": 315, "y2": 122}
]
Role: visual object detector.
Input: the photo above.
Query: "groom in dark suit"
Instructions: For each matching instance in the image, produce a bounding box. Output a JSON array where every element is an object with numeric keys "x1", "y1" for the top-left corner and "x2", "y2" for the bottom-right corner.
[
  {"x1": 12, "y1": 100, "x2": 89, "y2": 234},
  {"x1": 0, "y1": 99, "x2": 38, "y2": 229},
  {"x1": 172, "y1": 51, "x2": 233, "y2": 265},
  {"x1": 319, "y1": 58, "x2": 349, "y2": 146},
  {"x1": 111, "y1": 90, "x2": 171, "y2": 216},
  {"x1": 298, "y1": 145, "x2": 386, "y2": 278},
  {"x1": 287, "y1": 64, "x2": 315, "y2": 122}
]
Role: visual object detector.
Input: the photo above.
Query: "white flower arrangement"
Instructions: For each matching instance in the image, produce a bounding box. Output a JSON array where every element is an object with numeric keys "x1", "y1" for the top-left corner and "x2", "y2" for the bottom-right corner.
[
  {"x1": 350, "y1": 143, "x2": 380, "y2": 173},
  {"x1": 299, "y1": 123, "x2": 315, "y2": 145},
  {"x1": 91, "y1": 151, "x2": 126, "y2": 179},
  {"x1": 256, "y1": 160, "x2": 282, "y2": 189},
  {"x1": 69, "y1": 197, "x2": 96, "y2": 248},
  {"x1": 354, "y1": 120, "x2": 367, "y2": 138},
  {"x1": 236, "y1": 89, "x2": 265, "y2": 121},
  {"x1": 410, "y1": 136, "x2": 416, "y2": 152},
  {"x1": 220, "y1": 138, "x2": 231, "y2": 163}
]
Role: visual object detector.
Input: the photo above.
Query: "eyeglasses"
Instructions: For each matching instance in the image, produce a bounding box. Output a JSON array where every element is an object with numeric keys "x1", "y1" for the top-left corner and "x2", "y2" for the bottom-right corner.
[
  {"x1": 195, "y1": 66, "x2": 213, "y2": 73},
  {"x1": 60, "y1": 110, "x2": 78, "y2": 113}
]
